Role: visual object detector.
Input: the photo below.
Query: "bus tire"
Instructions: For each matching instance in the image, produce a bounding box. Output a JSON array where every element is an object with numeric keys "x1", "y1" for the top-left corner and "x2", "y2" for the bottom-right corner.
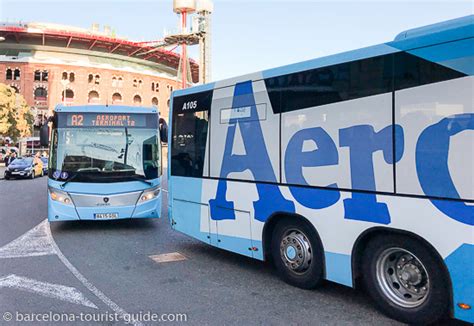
[
  {"x1": 361, "y1": 234, "x2": 450, "y2": 324},
  {"x1": 271, "y1": 218, "x2": 324, "y2": 289}
]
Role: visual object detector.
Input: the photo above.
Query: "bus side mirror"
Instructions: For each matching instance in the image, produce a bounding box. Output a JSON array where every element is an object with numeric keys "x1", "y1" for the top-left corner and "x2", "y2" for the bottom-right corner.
[
  {"x1": 40, "y1": 124, "x2": 49, "y2": 147},
  {"x1": 159, "y1": 118, "x2": 168, "y2": 143}
]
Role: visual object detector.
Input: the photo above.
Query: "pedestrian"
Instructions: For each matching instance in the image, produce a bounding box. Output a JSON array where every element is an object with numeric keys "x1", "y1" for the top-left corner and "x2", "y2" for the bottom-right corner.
[
  {"x1": 5, "y1": 151, "x2": 16, "y2": 167},
  {"x1": 3, "y1": 150, "x2": 10, "y2": 166}
]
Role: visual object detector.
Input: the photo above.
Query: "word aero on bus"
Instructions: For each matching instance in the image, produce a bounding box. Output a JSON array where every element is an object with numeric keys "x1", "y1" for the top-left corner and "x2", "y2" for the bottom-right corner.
[{"x1": 168, "y1": 16, "x2": 473, "y2": 324}]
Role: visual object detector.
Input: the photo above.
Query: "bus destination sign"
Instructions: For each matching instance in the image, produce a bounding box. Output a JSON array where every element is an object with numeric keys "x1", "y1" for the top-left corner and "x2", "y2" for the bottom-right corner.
[{"x1": 65, "y1": 113, "x2": 147, "y2": 128}]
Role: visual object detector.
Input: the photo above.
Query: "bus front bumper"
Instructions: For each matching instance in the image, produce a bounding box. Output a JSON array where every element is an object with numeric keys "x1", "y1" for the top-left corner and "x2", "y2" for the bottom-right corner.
[{"x1": 47, "y1": 193, "x2": 161, "y2": 221}]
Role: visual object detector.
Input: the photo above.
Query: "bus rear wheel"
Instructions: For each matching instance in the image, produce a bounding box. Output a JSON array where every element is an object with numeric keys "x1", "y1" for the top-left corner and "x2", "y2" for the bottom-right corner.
[
  {"x1": 271, "y1": 218, "x2": 324, "y2": 289},
  {"x1": 361, "y1": 234, "x2": 450, "y2": 324}
]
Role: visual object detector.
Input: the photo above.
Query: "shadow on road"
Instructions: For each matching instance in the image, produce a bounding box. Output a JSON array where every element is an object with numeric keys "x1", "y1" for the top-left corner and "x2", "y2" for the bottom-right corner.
[
  {"x1": 176, "y1": 239, "x2": 470, "y2": 326},
  {"x1": 2, "y1": 176, "x2": 47, "y2": 182},
  {"x1": 51, "y1": 218, "x2": 158, "y2": 233}
]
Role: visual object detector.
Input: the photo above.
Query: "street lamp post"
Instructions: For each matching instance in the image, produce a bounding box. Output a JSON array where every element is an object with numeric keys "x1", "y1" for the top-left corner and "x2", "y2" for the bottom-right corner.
[{"x1": 31, "y1": 109, "x2": 36, "y2": 155}]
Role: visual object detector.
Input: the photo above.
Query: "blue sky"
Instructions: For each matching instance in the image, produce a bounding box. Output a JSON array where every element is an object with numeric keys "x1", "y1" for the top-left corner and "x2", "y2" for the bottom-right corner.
[{"x1": 0, "y1": 1, "x2": 472, "y2": 81}]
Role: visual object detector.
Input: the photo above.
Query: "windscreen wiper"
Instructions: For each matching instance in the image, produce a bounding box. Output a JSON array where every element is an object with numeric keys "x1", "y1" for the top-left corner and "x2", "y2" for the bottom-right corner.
[{"x1": 60, "y1": 173, "x2": 79, "y2": 189}]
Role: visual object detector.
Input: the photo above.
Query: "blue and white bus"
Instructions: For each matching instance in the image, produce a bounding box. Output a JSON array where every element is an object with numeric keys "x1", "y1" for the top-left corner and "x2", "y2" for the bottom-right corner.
[
  {"x1": 168, "y1": 16, "x2": 473, "y2": 324},
  {"x1": 46, "y1": 105, "x2": 163, "y2": 222}
]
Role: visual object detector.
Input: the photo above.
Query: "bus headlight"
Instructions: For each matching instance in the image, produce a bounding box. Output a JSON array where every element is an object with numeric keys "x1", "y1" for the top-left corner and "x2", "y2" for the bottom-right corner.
[
  {"x1": 48, "y1": 187, "x2": 73, "y2": 205},
  {"x1": 138, "y1": 186, "x2": 160, "y2": 203}
]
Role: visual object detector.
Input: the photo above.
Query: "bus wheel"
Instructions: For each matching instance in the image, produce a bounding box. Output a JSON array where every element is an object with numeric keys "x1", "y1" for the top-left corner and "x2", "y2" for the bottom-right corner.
[
  {"x1": 361, "y1": 234, "x2": 450, "y2": 324},
  {"x1": 271, "y1": 218, "x2": 324, "y2": 289}
]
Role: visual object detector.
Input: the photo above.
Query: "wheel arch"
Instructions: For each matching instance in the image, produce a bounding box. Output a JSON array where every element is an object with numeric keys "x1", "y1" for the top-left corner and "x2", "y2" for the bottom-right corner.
[{"x1": 351, "y1": 226, "x2": 454, "y2": 315}]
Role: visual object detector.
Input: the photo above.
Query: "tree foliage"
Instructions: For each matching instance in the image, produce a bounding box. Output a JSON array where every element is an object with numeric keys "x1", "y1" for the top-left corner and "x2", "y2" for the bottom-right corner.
[{"x1": 0, "y1": 83, "x2": 34, "y2": 142}]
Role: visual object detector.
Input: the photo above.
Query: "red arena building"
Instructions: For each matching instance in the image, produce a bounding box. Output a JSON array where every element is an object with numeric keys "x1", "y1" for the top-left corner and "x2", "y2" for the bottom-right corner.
[{"x1": 0, "y1": 22, "x2": 199, "y2": 125}]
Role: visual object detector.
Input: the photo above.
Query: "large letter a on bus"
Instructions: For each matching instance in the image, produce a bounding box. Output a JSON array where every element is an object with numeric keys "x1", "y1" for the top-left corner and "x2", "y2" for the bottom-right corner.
[{"x1": 209, "y1": 81, "x2": 295, "y2": 222}]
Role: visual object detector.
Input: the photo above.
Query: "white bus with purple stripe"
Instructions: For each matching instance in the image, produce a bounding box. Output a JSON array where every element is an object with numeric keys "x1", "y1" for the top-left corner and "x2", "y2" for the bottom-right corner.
[{"x1": 168, "y1": 16, "x2": 473, "y2": 324}]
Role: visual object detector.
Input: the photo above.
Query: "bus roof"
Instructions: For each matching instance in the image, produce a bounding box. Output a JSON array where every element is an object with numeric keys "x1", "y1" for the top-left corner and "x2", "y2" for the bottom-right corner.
[
  {"x1": 174, "y1": 15, "x2": 473, "y2": 97},
  {"x1": 394, "y1": 14, "x2": 473, "y2": 41},
  {"x1": 54, "y1": 105, "x2": 158, "y2": 114}
]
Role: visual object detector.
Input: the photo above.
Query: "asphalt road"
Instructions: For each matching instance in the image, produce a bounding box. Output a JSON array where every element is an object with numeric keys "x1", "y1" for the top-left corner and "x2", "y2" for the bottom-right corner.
[{"x1": 0, "y1": 174, "x2": 465, "y2": 325}]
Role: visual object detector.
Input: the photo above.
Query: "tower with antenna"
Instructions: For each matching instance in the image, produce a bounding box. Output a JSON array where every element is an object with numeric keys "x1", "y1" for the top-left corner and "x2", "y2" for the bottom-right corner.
[
  {"x1": 139, "y1": 0, "x2": 213, "y2": 89},
  {"x1": 173, "y1": 0, "x2": 196, "y2": 89}
]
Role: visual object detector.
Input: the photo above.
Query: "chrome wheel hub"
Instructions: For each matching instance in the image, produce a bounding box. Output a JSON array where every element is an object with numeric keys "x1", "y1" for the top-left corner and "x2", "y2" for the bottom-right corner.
[
  {"x1": 280, "y1": 230, "x2": 312, "y2": 274},
  {"x1": 376, "y1": 248, "x2": 430, "y2": 308}
]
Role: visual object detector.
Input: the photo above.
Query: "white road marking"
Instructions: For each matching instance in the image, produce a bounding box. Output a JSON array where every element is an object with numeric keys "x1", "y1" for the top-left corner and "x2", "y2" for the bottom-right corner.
[
  {"x1": 44, "y1": 221, "x2": 143, "y2": 326},
  {"x1": 0, "y1": 220, "x2": 55, "y2": 259},
  {"x1": 0, "y1": 220, "x2": 142, "y2": 326},
  {"x1": 0, "y1": 274, "x2": 98, "y2": 308}
]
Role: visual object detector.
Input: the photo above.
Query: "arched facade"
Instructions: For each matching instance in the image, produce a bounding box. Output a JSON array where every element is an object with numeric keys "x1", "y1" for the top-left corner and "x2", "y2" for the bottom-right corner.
[
  {"x1": 0, "y1": 30, "x2": 184, "y2": 125},
  {"x1": 133, "y1": 94, "x2": 142, "y2": 105},
  {"x1": 88, "y1": 90, "x2": 100, "y2": 104},
  {"x1": 1, "y1": 63, "x2": 180, "y2": 122},
  {"x1": 112, "y1": 92, "x2": 122, "y2": 104},
  {"x1": 34, "y1": 87, "x2": 48, "y2": 100}
]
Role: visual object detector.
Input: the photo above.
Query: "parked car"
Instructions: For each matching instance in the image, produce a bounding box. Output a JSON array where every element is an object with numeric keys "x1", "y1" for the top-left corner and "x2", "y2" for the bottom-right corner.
[
  {"x1": 40, "y1": 157, "x2": 48, "y2": 175},
  {"x1": 4, "y1": 157, "x2": 44, "y2": 180}
]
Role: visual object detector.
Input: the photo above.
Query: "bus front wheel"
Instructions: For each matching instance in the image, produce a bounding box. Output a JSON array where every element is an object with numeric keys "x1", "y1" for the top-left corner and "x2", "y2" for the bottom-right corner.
[
  {"x1": 361, "y1": 234, "x2": 450, "y2": 324},
  {"x1": 271, "y1": 218, "x2": 324, "y2": 289}
]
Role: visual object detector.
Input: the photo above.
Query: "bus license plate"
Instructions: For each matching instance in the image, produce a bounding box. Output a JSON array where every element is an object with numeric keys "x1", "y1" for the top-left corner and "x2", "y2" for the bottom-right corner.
[{"x1": 95, "y1": 213, "x2": 118, "y2": 219}]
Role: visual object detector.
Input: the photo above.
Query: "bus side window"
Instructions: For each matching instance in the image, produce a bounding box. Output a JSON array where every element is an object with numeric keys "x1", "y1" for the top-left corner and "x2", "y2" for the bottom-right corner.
[
  {"x1": 170, "y1": 91, "x2": 212, "y2": 178},
  {"x1": 265, "y1": 55, "x2": 393, "y2": 113},
  {"x1": 171, "y1": 111, "x2": 209, "y2": 177},
  {"x1": 143, "y1": 135, "x2": 159, "y2": 179}
]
